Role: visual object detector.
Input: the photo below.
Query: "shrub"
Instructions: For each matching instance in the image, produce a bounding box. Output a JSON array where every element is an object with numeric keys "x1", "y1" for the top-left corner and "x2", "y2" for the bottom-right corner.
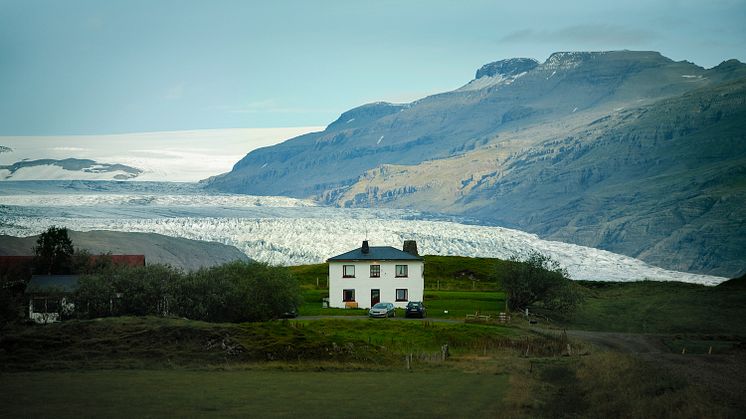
[{"x1": 498, "y1": 251, "x2": 582, "y2": 315}]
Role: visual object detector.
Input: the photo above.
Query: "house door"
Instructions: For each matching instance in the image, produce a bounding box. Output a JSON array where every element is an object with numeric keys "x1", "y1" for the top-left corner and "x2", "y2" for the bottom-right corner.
[{"x1": 371, "y1": 289, "x2": 380, "y2": 306}]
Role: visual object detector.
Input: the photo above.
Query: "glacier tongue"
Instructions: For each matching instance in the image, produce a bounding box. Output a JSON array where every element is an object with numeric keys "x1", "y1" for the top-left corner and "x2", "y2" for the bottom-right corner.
[{"x1": 2, "y1": 212, "x2": 727, "y2": 285}]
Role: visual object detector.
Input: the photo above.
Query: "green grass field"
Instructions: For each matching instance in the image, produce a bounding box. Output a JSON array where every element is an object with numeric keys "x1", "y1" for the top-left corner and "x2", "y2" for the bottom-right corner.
[
  {"x1": 568, "y1": 280, "x2": 746, "y2": 334},
  {"x1": 0, "y1": 369, "x2": 509, "y2": 418}
]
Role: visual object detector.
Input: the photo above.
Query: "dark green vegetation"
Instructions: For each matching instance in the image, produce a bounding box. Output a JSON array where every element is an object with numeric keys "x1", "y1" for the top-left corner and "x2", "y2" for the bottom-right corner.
[
  {"x1": 207, "y1": 51, "x2": 746, "y2": 277},
  {"x1": 76, "y1": 261, "x2": 301, "y2": 323},
  {"x1": 570, "y1": 280, "x2": 746, "y2": 334},
  {"x1": 0, "y1": 316, "x2": 541, "y2": 371},
  {"x1": 0, "y1": 370, "x2": 509, "y2": 418}
]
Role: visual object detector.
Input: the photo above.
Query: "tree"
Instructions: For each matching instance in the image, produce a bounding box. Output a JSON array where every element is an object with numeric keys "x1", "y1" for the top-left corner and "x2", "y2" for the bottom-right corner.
[
  {"x1": 34, "y1": 226, "x2": 74, "y2": 274},
  {"x1": 499, "y1": 251, "x2": 583, "y2": 316}
]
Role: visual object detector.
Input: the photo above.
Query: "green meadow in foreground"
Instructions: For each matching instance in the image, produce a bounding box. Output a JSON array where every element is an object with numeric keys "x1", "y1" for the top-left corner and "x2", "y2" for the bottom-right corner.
[
  {"x1": 0, "y1": 370, "x2": 510, "y2": 419},
  {"x1": 2, "y1": 262, "x2": 744, "y2": 418}
]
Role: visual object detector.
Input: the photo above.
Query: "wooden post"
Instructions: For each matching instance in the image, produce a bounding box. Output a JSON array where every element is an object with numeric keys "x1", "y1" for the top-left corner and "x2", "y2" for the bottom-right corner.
[
  {"x1": 682, "y1": 347, "x2": 686, "y2": 355},
  {"x1": 708, "y1": 346, "x2": 712, "y2": 355},
  {"x1": 567, "y1": 343, "x2": 572, "y2": 356}
]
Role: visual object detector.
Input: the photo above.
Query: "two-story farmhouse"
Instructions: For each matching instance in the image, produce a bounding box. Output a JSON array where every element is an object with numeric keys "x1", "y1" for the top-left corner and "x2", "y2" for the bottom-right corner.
[{"x1": 327, "y1": 240, "x2": 424, "y2": 309}]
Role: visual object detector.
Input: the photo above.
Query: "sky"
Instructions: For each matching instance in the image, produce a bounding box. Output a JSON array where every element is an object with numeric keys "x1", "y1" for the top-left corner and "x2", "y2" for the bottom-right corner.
[{"x1": 1, "y1": 0, "x2": 745, "y2": 135}]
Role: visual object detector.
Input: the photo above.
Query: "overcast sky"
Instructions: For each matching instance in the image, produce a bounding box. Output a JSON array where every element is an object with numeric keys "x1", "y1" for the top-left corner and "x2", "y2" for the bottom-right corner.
[{"x1": 1, "y1": 0, "x2": 744, "y2": 135}]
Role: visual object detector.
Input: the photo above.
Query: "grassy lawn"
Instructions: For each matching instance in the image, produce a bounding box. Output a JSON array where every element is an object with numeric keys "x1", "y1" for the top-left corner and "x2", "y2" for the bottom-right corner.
[
  {"x1": 0, "y1": 369, "x2": 510, "y2": 418},
  {"x1": 299, "y1": 288, "x2": 506, "y2": 320},
  {"x1": 424, "y1": 291, "x2": 506, "y2": 319}
]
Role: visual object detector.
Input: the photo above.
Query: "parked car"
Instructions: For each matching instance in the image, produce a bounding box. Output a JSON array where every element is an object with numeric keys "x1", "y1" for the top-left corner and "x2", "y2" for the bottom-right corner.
[
  {"x1": 281, "y1": 307, "x2": 299, "y2": 318},
  {"x1": 368, "y1": 302, "x2": 395, "y2": 318},
  {"x1": 405, "y1": 301, "x2": 427, "y2": 318}
]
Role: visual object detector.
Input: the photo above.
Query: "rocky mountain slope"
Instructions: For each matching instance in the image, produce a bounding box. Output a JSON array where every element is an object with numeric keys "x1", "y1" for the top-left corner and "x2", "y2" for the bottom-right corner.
[
  {"x1": 0, "y1": 230, "x2": 250, "y2": 271},
  {"x1": 206, "y1": 51, "x2": 746, "y2": 277}
]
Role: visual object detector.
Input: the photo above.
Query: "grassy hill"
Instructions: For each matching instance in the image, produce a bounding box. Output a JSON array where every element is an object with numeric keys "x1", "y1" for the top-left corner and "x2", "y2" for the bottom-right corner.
[{"x1": 569, "y1": 280, "x2": 746, "y2": 334}]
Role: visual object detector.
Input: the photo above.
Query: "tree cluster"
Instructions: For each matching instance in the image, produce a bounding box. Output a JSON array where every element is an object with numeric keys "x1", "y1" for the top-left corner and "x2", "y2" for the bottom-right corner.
[
  {"x1": 498, "y1": 251, "x2": 583, "y2": 316},
  {"x1": 74, "y1": 260, "x2": 302, "y2": 323}
]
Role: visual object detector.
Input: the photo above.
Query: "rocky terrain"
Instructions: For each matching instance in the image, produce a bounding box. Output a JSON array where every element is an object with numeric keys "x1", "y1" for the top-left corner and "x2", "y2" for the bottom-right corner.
[{"x1": 206, "y1": 51, "x2": 746, "y2": 277}]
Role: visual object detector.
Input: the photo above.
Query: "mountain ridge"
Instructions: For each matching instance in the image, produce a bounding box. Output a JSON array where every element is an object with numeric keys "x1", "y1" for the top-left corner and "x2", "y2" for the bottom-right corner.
[{"x1": 205, "y1": 50, "x2": 746, "y2": 277}]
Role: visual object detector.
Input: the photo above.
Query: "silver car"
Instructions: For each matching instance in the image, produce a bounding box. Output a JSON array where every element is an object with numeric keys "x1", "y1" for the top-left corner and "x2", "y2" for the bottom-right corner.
[{"x1": 368, "y1": 302, "x2": 395, "y2": 318}]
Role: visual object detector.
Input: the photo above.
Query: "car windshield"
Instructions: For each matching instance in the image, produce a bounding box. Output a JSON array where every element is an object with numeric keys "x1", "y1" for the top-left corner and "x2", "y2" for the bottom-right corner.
[
  {"x1": 372, "y1": 303, "x2": 388, "y2": 309},
  {"x1": 408, "y1": 302, "x2": 420, "y2": 307}
]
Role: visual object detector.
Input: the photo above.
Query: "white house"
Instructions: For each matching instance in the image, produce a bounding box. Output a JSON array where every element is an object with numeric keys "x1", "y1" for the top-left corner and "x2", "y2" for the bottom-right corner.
[{"x1": 327, "y1": 240, "x2": 424, "y2": 309}]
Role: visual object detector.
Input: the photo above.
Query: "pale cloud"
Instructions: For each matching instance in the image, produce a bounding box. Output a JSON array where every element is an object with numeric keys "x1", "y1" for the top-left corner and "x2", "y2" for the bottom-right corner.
[
  {"x1": 226, "y1": 99, "x2": 336, "y2": 114},
  {"x1": 163, "y1": 82, "x2": 186, "y2": 100},
  {"x1": 500, "y1": 24, "x2": 659, "y2": 46}
]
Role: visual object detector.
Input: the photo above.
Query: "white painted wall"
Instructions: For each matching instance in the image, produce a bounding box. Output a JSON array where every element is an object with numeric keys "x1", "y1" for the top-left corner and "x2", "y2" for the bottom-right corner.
[{"x1": 328, "y1": 260, "x2": 424, "y2": 309}]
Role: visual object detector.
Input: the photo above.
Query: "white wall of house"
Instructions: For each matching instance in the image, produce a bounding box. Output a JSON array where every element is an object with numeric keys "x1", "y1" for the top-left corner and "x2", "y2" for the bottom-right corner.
[{"x1": 328, "y1": 260, "x2": 424, "y2": 309}]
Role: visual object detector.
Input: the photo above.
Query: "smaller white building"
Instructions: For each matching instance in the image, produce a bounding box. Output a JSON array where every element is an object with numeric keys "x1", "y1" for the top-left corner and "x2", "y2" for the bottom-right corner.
[{"x1": 327, "y1": 240, "x2": 424, "y2": 309}]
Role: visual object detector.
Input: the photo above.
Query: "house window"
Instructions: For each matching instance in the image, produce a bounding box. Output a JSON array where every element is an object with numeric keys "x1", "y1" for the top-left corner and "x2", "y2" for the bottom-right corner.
[
  {"x1": 32, "y1": 298, "x2": 47, "y2": 314},
  {"x1": 343, "y1": 289, "x2": 355, "y2": 302},
  {"x1": 343, "y1": 265, "x2": 355, "y2": 278},
  {"x1": 370, "y1": 265, "x2": 380, "y2": 278},
  {"x1": 395, "y1": 264, "x2": 408, "y2": 277},
  {"x1": 32, "y1": 297, "x2": 59, "y2": 313},
  {"x1": 396, "y1": 289, "x2": 408, "y2": 302}
]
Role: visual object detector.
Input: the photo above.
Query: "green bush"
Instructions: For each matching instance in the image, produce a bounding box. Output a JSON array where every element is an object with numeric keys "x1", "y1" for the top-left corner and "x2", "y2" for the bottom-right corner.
[{"x1": 498, "y1": 251, "x2": 583, "y2": 315}]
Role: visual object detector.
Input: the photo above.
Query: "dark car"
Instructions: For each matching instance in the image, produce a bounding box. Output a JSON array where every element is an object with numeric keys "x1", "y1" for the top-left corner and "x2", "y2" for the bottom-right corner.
[{"x1": 405, "y1": 301, "x2": 426, "y2": 318}]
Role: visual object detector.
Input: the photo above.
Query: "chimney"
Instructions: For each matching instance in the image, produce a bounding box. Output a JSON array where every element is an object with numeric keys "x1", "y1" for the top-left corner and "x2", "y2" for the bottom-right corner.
[
  {"x1": 403, "y1": 240, "x2": 418, "y2": 256},
  {"x1": 361, "y1": 240, "x2": 370, "y2": 254}
]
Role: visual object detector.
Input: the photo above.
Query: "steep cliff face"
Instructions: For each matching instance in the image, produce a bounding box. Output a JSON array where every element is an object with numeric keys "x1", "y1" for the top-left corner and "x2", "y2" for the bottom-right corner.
[{"x1": 206, "y1": 50, "x2": 746, "y2": 277}]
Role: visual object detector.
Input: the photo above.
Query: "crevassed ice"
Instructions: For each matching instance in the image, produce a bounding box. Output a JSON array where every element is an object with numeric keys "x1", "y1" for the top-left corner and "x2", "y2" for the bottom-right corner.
[{"x1": 1, "y1": 213, "x2": 727, "y2": 285}]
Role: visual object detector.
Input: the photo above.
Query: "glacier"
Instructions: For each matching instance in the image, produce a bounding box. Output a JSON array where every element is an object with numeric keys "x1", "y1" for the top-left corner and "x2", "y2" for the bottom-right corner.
[{"x1": 0, "y1": 181, "x2": 727, "y2": 285}]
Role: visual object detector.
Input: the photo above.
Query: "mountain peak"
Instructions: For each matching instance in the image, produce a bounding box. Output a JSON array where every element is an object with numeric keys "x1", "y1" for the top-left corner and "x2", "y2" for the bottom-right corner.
[
  {"x1": 542, "y1": 51, "x2": 602, "y2": 70},
  {"x1": 541, "y1": 50, "x2": 671, "y2": 70},
  {"x1": 475, "y1": 58, "x2": 539, "y2": 79}
]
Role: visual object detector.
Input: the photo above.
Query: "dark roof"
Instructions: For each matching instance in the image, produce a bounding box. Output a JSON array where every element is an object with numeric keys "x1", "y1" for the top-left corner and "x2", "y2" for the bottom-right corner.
[
  {"x1": 327, "y1": 246, "x2": 423, "y2": 262},
  {"x1": 25, "y1": 275, "x2": 81, "y2": 294}
]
